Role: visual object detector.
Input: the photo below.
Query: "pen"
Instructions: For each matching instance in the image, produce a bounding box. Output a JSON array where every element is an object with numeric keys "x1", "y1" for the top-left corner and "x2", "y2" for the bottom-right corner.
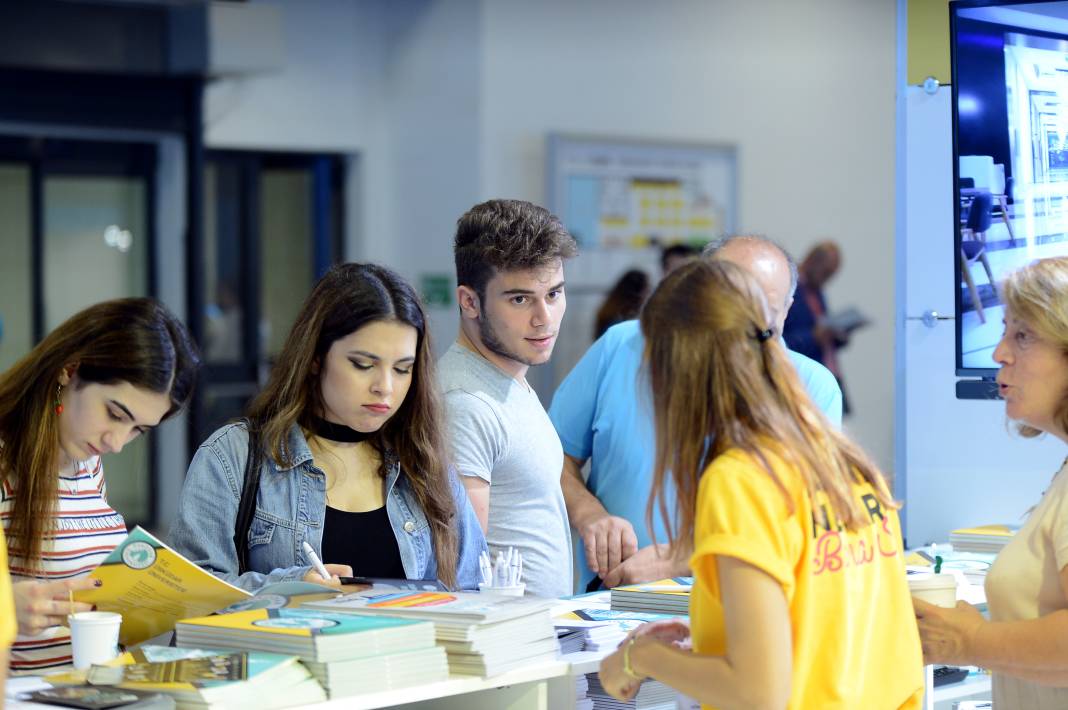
[{"x1": 302, "y1": 541, "x2": 332, "y2": 580}]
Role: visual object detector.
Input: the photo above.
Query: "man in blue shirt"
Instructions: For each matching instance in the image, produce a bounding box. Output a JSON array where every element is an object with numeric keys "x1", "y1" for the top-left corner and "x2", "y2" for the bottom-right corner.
[{"x1": 549, "y1": 235, "x2": 843, "y2": 591}]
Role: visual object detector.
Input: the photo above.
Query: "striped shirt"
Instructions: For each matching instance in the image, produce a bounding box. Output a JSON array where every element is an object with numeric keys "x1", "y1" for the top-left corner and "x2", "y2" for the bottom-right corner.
[{"x1": 1, "y1": 456, "x2": 127, "y2": 674}]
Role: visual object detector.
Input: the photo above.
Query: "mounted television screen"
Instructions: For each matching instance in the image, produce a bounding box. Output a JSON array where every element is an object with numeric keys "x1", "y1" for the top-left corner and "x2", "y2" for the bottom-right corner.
[{"x1": 952, "y1": 1, "x2": 1068, "y2": 376}]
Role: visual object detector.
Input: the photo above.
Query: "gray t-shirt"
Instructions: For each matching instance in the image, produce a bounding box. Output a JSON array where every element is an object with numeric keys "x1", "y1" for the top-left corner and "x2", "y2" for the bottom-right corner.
[{"x1": 438, "y1": 343, "x2": 573, "y2": 598}]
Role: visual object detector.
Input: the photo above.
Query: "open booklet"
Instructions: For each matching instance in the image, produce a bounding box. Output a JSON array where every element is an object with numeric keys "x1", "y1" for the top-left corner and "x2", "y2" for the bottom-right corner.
[
  {"x1": 821, "y1": 306, "x2": 870, "y2": 335},
  {"x1": 73, "y1": 526, "x2": 339, "y2": 646}
]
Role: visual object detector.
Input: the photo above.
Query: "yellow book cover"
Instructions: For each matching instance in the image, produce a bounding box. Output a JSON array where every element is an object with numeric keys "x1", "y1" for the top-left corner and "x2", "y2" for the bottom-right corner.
[
  {"x1": 74, "y1": 526, "x2": 251, "y2": 646},
  {"x1": 612, "y1": 577, "x2": 693, "y2": 595},
  {"x1": 951, "y1": 524, "x2": 1020, "y2": 537}
]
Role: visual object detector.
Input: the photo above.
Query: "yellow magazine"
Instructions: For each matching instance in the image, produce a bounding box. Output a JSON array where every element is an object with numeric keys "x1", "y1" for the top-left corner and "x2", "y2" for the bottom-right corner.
[
  {"x1": 612, "y1": 577, "x2": 693, "y2": 595},
  {"x1": 951, "y1": 524, "x2": 1020, "y2": 537},
  {"x1": 74, "y1": 526, "x2": 340, "y2": 646}
]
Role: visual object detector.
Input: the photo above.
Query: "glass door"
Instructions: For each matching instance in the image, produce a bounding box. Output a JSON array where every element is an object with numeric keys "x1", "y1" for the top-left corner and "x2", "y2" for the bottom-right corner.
[
  {"x1": 192, "y1": 152, "x2": 345, "y2": 447},
  {"x1": 0, "y1": 137, "x2": 157, "y2": 523}
]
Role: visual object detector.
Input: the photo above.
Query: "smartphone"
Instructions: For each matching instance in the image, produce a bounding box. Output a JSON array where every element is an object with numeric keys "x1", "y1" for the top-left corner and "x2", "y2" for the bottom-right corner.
[{"x1": 336, "y1": 577, "x2": 446, "y2": 591}]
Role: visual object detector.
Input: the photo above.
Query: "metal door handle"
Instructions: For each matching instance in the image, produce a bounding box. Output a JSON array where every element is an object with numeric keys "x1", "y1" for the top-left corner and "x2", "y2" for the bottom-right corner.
[{"x1": 905, "y1": 310, "x2": 954, "y2": 328}]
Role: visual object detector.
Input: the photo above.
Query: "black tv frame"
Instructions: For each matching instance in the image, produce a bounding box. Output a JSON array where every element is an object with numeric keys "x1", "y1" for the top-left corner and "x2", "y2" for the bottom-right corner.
[{"x1": 950, "y1": 0, "x2": 1068, "y2": 384}]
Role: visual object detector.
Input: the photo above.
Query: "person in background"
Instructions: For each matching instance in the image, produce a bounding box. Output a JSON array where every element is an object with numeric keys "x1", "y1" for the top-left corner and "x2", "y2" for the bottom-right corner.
[
  {"x1": 916, "y1": 256, "x2": 1068, "y2": 709},
  {"x1": 593, "y1": 269, "x2": 650, "y2": 340},
  {"x1": 171, "y1": 264, "x2": 485, "y2": 592},
  {"x1": 438, "y1": 199, "x2": 578, "y2": 599},
  {"x1": 550, "y1": 235, "x2": 842, "y2": 592},
  {"x1": 598, "y1": 259, "x2": 923, "y2": 708},
  {"x1": 782, "y1": 240, "x2": 853, "y2": 411},
  {"x1": 659, "y1": 243, "x2": 699, "y2": 278},
  {"x1": 0, "y1": 299, "x2": 200, "y2": 674}
]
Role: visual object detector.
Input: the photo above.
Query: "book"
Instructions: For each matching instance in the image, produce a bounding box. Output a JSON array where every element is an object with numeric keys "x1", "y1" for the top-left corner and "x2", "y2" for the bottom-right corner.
[
  {"x1": 821, "y1": 307, "x2": 870, "y2": 335},
  {"x1": 44, "y1": 645, "x2": 324, "y2": 709},
  {"x1": 26, "y1": 686, "x2": 175, "y2": 710},
  {"x1": 302, "y1": 645, "x2": 449, "y2": 698},
  {"x1": 175, "y1": 608, "x2": 436, "y2": 663},
  {"x1": 302, "y1": 589, "x2": 556, "y2": 625},
  {"x1": 302, "y1": 589, "x2": 559, "y2": 677},
  {"x1": 609, "y1": 577, "x2": 692, "y2": 615},
  {"x1": 586, "y1": 672, "x2": 678, "y2": 709},
  {"x1": 73, "y1": 526, "x2": 339, "y2": 646},
  {"x1": 555, "y1": 609, "x2": 679, "y2": 652},
  {"x1": 949, "y1": 523, "x2": 1020, "y2": 554}
]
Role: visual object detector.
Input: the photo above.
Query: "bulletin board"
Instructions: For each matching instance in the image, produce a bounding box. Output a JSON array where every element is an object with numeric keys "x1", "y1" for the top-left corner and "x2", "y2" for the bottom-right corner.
[{"x1": 545, "y1": 133, "x2": 738, "y2": 250}]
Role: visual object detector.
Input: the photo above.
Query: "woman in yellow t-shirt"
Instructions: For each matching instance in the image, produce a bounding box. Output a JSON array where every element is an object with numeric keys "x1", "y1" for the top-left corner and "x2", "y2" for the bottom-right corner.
[{"x1": 598, "y1": 260, "x2": 924, "y2": 709}]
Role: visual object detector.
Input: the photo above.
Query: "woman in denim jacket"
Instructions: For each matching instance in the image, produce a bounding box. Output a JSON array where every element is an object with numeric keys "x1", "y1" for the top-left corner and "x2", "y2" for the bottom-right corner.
[{"x1": 170, "y1": 263, "x2": 486, "y2": 592}]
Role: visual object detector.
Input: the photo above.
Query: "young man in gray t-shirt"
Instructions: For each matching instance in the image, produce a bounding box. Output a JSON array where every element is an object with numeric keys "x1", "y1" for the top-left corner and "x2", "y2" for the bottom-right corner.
[{"x1": 437, "y1": 199, "x2": 577, "y2": 599}]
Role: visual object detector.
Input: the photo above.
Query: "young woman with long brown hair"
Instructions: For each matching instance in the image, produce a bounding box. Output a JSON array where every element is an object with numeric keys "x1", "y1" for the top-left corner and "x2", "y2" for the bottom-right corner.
[
  {"x1": 598, "y1": 260, "x2": 923, "y2": 709},
  {"x1": 169, "y1": 263, "x2": 485, "y2": 591},
  {"x1": 0, "y1": 298, "x2": 200, "y2": 674}
]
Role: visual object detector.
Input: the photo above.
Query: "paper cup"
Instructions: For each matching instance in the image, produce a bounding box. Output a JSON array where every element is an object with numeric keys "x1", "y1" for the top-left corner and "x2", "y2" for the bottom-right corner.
[
  {"x1": 478, "y1": 582, "x2": 525, "y2": 597},
  {"x1": 909, "y1": 573, "x2": 957, "y2": 608},
  {"x1": 68, "y1": 611, "x2": 121, "y2": 670}
]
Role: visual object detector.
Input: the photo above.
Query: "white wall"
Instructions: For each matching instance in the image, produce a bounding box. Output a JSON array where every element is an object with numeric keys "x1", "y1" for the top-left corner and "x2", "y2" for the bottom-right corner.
[
  {"x1": 898, "y1": 84, "x2": 1064, "y2": 545},
  {"x1": 204, "y1": 0, "x2": 393, "y2": 264},
  {"x1": 378, "y1": 0, "x2": 482, "y2": 354},
  {"x1": 204, "y1": 0, "x2": 482, "y2": 354},
  {"x1": 479, "y1": 0, "x2": 898, "y2": 473}
]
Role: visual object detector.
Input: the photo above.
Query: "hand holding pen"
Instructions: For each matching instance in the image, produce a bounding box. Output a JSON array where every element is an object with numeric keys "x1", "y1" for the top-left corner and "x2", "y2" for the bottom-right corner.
[{"x1": 301, "y1": 541, "x2": 352, "y2": 587}]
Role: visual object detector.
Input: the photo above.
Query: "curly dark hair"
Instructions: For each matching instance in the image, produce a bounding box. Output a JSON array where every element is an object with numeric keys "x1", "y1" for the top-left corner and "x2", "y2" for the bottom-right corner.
[{"x1": 454, "y1": 199, "x2": 577, "y2": 300}]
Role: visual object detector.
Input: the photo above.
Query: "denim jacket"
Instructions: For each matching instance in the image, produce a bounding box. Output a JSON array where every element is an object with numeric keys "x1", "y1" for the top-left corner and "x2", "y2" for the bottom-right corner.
[{"x1": 168, "y1": 422, "x2": 486, "y2": 592}]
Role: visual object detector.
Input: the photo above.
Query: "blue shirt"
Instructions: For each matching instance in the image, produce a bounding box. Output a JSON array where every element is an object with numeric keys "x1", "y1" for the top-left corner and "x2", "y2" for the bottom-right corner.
[{"x1": 548, "y1": 320, "x2": 843, "y2": 590}]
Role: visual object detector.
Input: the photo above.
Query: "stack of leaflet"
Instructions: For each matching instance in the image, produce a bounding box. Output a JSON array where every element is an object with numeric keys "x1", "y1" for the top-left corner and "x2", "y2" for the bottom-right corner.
[
  {"x1": 303, "y1": 589, "x2": 558, "y2": 677},
  {"x1": 555, "y1": 609, "x2": 678, "y2": 652},
  {"x1": 575, "y1": 672, "x2": 594, "y2": 710},
  {"x1": 586, "y1": 673, "x2": 677, "y2": 710},
  {"x1": 44, "y1": 645, "x2": 323, "y2": 709},
  {"x1": 557, "y1": 627, "x2": 586, "y2": 654},
  {"x1": 175, "y1": 608, "x2": 446, "y2": 698},
  {"x1": 950, "y1": 524, "x2": 1020, "y2": 554},
  {"x1": 610, "y1": 578, "x2": 692, "y2": 615}
]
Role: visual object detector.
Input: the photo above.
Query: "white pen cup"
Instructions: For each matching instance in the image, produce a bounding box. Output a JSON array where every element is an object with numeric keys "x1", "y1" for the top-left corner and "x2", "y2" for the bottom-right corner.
[
  {"x1": 68, "y1": 611, "x2": 122, "y2": 670},
  {"x1": 478, "y1": 582, "x2": 526, "y2": 597}
]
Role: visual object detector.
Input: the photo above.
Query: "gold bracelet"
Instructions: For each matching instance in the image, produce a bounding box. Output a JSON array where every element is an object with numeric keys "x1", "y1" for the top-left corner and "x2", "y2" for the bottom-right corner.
[{"x1": 622, "y1": 637, "x2": 643, "y2": 682}]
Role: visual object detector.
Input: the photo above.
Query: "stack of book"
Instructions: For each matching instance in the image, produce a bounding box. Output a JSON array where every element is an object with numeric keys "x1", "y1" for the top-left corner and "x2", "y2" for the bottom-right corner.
[
  {"x1": 557, "y1": 627, "x2": 586, "y2": 654},
  {"x1": 303, "y1": 589, "x2": 559, "y2": 677},
  {"x1": 555, "y1": 609, "x2": 678, "y2": 652},
  {"x1": 950, "y1": 524, "x2": 1020, "y2": 554},
  {"x1": 44, "y1": 645, "x2": 324, "y2": 709},
  {"x1": 175, "y1": 608, "x2": 446, "y2": 698},
  {"x1": 575, "y1": 672, "x2": 594, "y2": 710},
  {"x1": 586, "y1": 673, "x2": 677, "y2": 709},
  {"x1": 610, "y1": 578, "x2": 692, "y2": 615}
]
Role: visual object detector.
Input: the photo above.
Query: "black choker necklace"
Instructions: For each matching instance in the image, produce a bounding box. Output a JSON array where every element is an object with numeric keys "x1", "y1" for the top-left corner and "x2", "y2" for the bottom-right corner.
[{"x1": 309, "y1": 415, "x2": 370, "y2": 443}]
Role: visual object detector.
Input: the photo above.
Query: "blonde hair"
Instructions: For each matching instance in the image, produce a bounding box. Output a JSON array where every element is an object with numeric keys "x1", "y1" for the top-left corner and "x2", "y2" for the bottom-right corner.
[
  {"x1": 640, "y1": 260, "x2": 894, "y2": 557},
  {"x1": 1000, "y1": 256, "x2": 1068, "y2": 439}
]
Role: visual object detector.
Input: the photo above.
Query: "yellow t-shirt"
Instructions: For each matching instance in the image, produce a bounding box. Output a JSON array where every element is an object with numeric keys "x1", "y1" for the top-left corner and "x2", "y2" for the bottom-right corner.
[
  {"x1": 689, "y1": 448, "x2": 924, "y2": 710},
  {"x1": 0, "y1": 527, "x2": 15, "y2": 649}
]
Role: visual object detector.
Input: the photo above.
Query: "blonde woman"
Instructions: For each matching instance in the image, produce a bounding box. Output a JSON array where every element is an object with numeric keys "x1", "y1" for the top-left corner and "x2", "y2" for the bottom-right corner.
[
  {"x1": 917, "y1": 256, "x2": 1068, "y2": 709},
  {"x1": 598, "y1": 260, "x2": 923, "y2": 709}
]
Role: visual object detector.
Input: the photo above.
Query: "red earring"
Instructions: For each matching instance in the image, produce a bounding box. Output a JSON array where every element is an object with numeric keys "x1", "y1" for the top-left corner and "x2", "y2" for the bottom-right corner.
[{"x1": 54, "y1": 384, "x2": 64, "y2": 415}]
